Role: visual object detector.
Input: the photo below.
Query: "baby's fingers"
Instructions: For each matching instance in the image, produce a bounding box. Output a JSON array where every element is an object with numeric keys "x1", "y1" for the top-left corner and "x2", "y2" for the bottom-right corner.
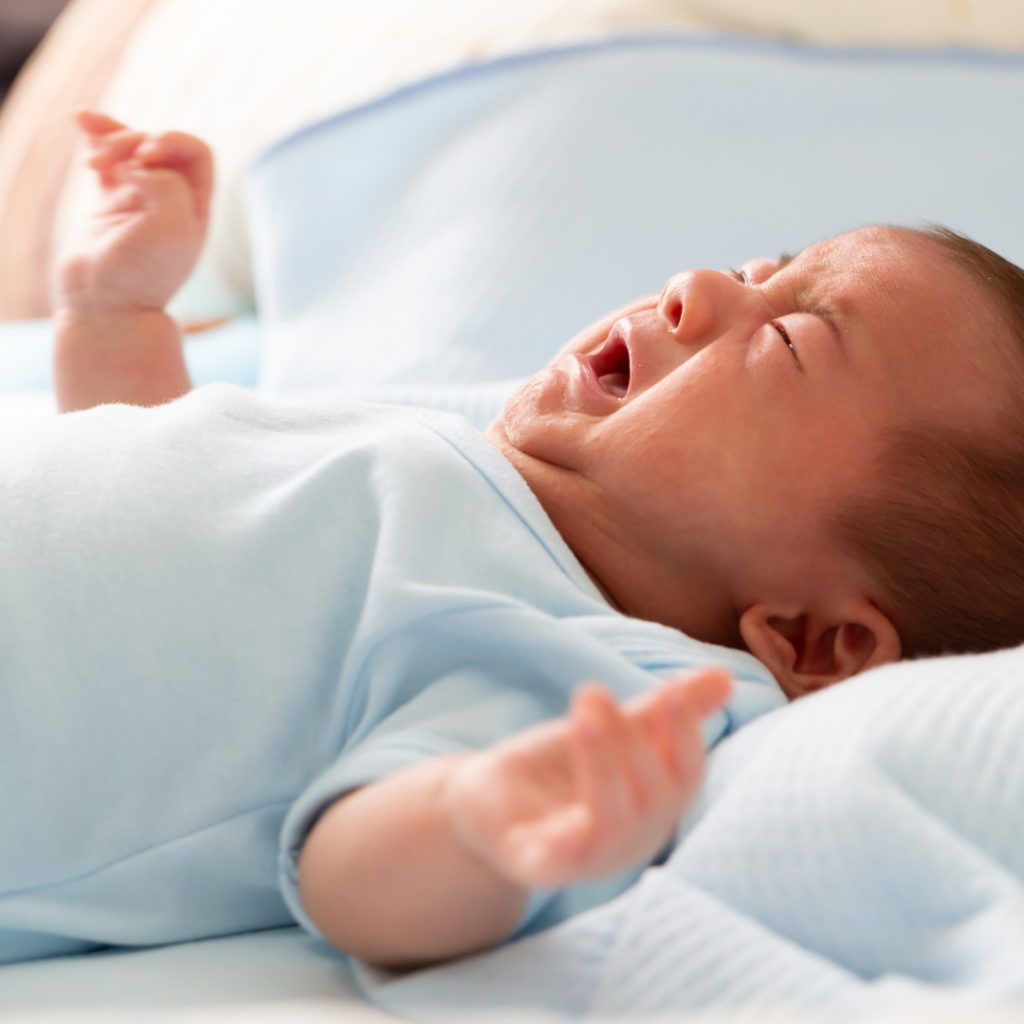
[
  {"x1": 638, "y1": 669, "x2": 731, "y2": 782},
  {"x1": 676, "y1": 668, "x2": 733, "y2": 718},
  {"x1": 135, "y1": 132, "x2": 213, "y2": 221},
  {"x1": 571, "y1": 688, "x2": 630, "y2": 834},
  {"x1": 571, "y1": 686, "x2": 667, "y2": 828},
  {"x1": 74, "y1": 109, "x2": 129, "y2": 138},
  {"x1": 84, "y1": 129, "x2": 147, "y2": 190},
  {"x1": 503, "y1": 804, "x2": 593, "y2": 887}
]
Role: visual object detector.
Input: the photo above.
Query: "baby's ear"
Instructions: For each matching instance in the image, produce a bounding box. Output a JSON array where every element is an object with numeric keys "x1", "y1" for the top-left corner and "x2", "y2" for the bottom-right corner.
[{"x1": 739, "y1": 601, "x2": 901, "y2": 700}]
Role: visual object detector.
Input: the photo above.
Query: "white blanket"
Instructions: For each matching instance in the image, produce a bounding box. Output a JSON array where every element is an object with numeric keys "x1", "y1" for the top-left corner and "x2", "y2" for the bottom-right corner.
[{"x1": 362, "y1": 645, "x2": 1024, "y2": 1019}]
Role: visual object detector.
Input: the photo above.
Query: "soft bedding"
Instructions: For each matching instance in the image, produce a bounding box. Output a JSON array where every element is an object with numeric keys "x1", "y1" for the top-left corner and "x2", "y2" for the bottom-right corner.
[
  {"x1": 5, "y1": 27, "x2": 1024, "y2": 1024},
  {"x1": 0, "y1": 928, "x2": 362, "y2": 1013},
  {"x1": 361, "y1": 646, "x2": 1024, "y2": 1019},
  {"x1": 8, "y1": 639, "x2": 1024, "y2": 1024}
]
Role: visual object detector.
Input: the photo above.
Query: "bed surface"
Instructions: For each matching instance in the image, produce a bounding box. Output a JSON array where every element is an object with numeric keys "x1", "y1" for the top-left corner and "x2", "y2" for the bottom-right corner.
[
  {"x1": 0, "y1": 929, "x2": 373, "y2": 1014},
  {"x1": 3, "y1": 934, "x2": 1024, "y2": 1024}
]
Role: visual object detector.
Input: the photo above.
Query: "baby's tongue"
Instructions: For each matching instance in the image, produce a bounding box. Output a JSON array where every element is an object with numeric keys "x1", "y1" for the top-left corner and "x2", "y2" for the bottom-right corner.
[{"x1": 598, "y1": 372, "x2": 629, "y2": 398}]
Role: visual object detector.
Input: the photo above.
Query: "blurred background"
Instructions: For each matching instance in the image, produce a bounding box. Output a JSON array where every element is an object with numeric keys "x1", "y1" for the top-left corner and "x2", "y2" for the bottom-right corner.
[
  {"x1": 0, "y1": 0, "x2": 71, "y2": 106},
  {"x1": 2, "y1": 0, "x2": 1024, "y2": 343}
]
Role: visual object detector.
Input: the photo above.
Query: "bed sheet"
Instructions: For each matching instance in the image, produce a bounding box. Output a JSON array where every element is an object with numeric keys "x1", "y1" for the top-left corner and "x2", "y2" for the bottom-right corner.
[
  {"x1": 0, "y1": 928, "x2": 371, "y2": 1015},
  {"x1": 4, "y1": 936, "x2": 1024, "y2": 1024}
]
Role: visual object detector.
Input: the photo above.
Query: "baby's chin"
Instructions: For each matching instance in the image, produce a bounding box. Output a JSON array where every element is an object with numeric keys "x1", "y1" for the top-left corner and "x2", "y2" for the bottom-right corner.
[{"x1": 488, "y1": 368, "x2": 569, "y2": 446}]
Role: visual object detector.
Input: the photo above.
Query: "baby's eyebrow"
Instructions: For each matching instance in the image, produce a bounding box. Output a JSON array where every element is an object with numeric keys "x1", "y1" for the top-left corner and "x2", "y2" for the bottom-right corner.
[
  {"x1": 774, "y1": 250, "x2": 845, "y2": 342},
  {"x1": 800, "y1": 296, "x2": 843, "y2": 343}
]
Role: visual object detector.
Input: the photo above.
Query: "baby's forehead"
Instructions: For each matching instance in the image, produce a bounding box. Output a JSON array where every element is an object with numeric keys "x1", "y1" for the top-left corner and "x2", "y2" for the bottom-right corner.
[
  {"x1": 796, "y1": 226, "x2": 923, "y2": 286},
  {"x1": 778, "y1": 227, "x2": 981, "y2": 331},
  {"x1": 819, "y1": 229, "x2": 1016, "y2": 427}
]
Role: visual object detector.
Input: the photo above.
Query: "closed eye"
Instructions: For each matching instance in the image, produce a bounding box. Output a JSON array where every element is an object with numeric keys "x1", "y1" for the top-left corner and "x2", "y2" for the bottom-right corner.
[
  {"x1": 729, "y1": 267, "x2": 800, "y2": 365},
  {"x1": 772, "y1": 321, "x2": 800, "y2": 367}
]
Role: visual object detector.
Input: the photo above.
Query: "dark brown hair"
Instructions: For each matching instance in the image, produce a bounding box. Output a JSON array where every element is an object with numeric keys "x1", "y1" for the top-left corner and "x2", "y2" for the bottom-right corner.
[{"x1": 830, "y1": 226, "x2": 1024, "y2": 658}]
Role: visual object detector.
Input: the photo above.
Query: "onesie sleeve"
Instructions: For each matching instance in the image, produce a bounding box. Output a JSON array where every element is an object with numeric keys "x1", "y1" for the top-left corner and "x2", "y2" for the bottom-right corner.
[
  {"x1": 278, "y1": 658, "x2": 583, "y2": 939},
  {"x1": 277, "y1": 601, "x2": 784, "y2": 942}
]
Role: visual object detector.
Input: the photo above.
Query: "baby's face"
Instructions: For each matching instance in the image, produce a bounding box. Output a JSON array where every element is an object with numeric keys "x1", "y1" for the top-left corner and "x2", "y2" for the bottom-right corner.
[{"x1": 487, "y1": 227, "x2": 1010, "y2": 647}]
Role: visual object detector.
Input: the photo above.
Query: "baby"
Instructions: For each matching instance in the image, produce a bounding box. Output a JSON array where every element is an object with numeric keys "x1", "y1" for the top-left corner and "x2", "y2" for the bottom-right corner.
[{"x1": 6, "y1": 110, "x2": 1024, "y2": 970}]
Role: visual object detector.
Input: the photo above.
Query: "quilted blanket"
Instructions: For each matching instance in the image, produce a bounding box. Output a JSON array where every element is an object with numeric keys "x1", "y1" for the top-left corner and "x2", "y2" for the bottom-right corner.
[{"x1": 361, "y1": 645, "x2": 1024, "y2": 1019}]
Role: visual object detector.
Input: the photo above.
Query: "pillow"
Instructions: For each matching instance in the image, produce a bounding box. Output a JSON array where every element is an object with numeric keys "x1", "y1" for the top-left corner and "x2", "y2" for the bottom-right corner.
[
  {"x1": 691, "y1": 0, "x2": 1024, "y2": 49},
  {"x1": 246, "y1": 36, "x2": 1024, "y2": 392}
]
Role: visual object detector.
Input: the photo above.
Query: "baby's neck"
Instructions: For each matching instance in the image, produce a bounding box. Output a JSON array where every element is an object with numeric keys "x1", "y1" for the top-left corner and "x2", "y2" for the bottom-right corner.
[
  {"x1": 581, "y1": 565, "x2": 622, "y2": 610},
  {"x1": 484, "y1": 423, "x2": 743, "y2": 649}
]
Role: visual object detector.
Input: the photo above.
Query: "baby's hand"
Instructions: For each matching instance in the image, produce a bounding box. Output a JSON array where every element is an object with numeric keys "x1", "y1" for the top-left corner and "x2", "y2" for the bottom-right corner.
[
  {"x1": 445, "y1": 669, "x2": 731, "y2": 889},
  {"x1": 56, "y1": 111, "x2": 213, "y2": 315}
]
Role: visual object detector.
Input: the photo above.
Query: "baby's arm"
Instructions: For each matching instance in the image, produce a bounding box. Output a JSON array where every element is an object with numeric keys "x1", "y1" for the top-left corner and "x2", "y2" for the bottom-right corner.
[
  {"x1": 53, "y1": 111, "x2": 212, "y2": 412},
  {"x1": 299, "y1": 669, "x2": 730, "y2": 967}
]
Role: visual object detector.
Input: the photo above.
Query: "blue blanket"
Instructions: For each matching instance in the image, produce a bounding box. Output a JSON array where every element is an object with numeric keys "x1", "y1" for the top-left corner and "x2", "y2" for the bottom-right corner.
[{"x1": 360, "y1": 645, "x2": 1024, "y2": 1017}]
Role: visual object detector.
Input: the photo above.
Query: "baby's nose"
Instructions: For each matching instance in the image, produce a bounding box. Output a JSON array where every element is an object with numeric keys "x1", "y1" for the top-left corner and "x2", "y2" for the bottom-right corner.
[
  {"x1": 658, "y1": 279, "x2": 686, "y2": 332},
  {"x1": 657, "y1": 269, "x2": 732, "y2": 343}
]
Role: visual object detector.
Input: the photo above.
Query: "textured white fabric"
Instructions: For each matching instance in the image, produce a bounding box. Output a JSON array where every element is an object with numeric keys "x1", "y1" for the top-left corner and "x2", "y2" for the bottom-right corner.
[{"x1": 362, "y1": 645, "x2": 1024, "y2": 1019}]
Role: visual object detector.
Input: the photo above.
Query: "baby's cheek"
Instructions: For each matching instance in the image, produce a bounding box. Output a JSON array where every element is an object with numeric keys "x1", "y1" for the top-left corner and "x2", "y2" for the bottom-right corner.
[{"x1": 502, "y1": 369, "x2": 570, "y2": 443}]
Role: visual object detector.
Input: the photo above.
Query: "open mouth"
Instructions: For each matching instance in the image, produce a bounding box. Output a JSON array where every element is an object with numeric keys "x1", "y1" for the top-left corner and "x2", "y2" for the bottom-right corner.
[{"x1": 589, "y1": 331, "x2": 631, "y2": 399}]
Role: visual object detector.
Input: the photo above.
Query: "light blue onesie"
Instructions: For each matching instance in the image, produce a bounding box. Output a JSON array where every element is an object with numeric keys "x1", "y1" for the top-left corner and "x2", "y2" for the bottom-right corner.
[{"x1": 0, "y1": 385, "x2": 783, "y2": 965}]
